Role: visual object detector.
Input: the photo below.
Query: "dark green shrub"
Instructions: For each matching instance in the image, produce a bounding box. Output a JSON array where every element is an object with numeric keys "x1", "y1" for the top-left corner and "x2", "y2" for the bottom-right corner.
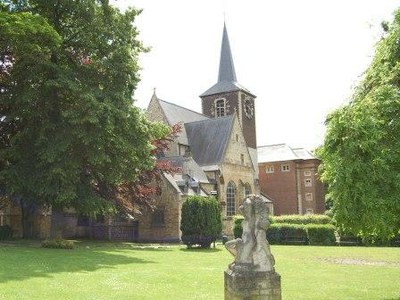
[
  {"x1": 271, "y1": 214, "x2": 331, "y2": 225},
  {"x1": 180, "y1": 195, "x2": 222, "y2": 248},
  {"x1": 266, "y1": 224, "x2": 282, "y2": 244},
  {"x1": 41, "y1": 239, "x2": 74, "y2": 249},
  {"x1": 0, "y1": 225, "x2": 12, "y2": 240},
  {"x1": 233, "y1": 215, "x2": 244, "y2": 238},
  {"x1": 306, "y1": 224, "x2": 336, "y2": 245},
  {"x1": 279, "y1": 223, "x2": 308, "y2": 245}
]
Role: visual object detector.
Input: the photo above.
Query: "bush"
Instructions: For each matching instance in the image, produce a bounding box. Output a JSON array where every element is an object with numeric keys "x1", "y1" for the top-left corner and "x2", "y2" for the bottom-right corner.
[
  {"x1": 233, "y1": 215, "x2": 244, "y2": 238},
  {"x1": 0, "y1": 225, "x2": 12, "y2": 240},
  {"x1": 306, "y1": 224, "x2": 336, "y2": 245},
  {"x1": 266, "y1": 224, "x2": 282, "y2": 244},
  {"x1": 41, "y1": 239, "x2": 74, "y2": 249},
  {"x1": 278, "y1": 223, "x2": 308, "y2": 245},
  {"x1": 180, "y1": 196, "x2": 222, "y2": 248},
  {"x1": 271, "y1": 214, "x2": 332, "y2": 225}
]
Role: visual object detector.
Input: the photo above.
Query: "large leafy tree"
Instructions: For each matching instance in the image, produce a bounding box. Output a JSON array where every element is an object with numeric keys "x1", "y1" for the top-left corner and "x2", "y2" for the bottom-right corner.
[
  {"x1": 318, "y1": 10, "x2": 400, "y2": 240},
  {"x1": 0, "y1": 1, "x2": 169, "y2": 225}
]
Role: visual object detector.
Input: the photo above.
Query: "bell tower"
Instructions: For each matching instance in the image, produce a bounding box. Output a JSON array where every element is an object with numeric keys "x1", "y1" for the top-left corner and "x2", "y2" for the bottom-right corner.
[{"x1": 200, "y1": 23, "x2": 257, "y2": 149}]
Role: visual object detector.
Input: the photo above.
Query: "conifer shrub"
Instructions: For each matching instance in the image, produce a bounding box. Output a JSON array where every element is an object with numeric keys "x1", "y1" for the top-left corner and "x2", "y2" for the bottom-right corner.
[
  {"x1": 0, "y1": 225, "x2": 12, "y2": 240},
  {"x1": 180, "y1": 195, "x2": 222, "y2": 248},
  {"x1": 306, "y1": 224, "x2": 336, "y2": 245},
  {"x1": 233, "y1": 215, "x2": 244, "y2": 238}
]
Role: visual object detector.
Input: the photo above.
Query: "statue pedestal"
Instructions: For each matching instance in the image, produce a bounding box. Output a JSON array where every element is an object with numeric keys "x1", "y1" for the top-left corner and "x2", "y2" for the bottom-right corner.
[{"x1": 224, "y1": 268, "x2": 281, "y2": 300}]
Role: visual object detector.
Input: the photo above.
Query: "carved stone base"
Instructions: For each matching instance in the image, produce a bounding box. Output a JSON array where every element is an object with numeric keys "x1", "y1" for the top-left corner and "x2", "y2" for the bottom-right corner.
[{"x1": 224, "y1": 268, "x2": 281, "y2": 300}]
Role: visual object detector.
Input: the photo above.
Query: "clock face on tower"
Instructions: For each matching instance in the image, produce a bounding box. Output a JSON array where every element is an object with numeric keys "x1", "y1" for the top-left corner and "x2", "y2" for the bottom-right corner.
[{"x1": 244, "y1": 96, "x2": 254, "y2": 119}]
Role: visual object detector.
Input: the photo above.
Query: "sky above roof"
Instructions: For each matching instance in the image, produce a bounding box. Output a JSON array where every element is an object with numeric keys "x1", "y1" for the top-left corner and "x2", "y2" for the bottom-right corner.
[{"x1": 111, "y1": 0, "x2": 399, "y2": 150}]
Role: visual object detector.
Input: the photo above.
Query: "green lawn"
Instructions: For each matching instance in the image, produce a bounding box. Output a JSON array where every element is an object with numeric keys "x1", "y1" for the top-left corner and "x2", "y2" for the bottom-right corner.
[{"x1": 0, "y1": 241, "x2": 399, "y2": 300}]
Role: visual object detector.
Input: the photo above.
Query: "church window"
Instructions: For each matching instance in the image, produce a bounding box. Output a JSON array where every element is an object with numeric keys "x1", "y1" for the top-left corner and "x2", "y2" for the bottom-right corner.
[
  {"x1": 244, "y1": 183, "x2": 251, "y2": 197},
  {"x1": 215, "y1": 99, "x2": 226, "y2": 117},
  {"x1": 152, "y1": 210, "x2": 165, "y2": 227},
  {"x1": 226, "y1": 181, "x2": 236, "y2": 216}
]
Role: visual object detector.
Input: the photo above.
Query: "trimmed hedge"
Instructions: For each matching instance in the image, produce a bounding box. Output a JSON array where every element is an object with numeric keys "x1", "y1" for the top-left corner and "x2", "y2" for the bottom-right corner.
[
  {"x1": 41, "y1": 239, "x2": 74, "y2": 249},
  {"x1": 271, "y1": 214, "x2": 332, "y2": 225},
  {"x1": 267, "y1": 223, "x2": 308, "y2": 245},
  {"x1": 306, "y1": 224, "x2": 336, "y2": 245},
  {"x1": 0, "y1": 225, "x2": 12, "y2": 240},
  {"x1": 180, "y1": 195, "x2": 222, "y2": 248}
]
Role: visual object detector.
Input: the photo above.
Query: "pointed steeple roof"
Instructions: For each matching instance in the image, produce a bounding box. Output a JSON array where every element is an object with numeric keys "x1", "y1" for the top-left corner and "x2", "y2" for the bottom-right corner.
[
  {"x1": 218, "y1": 23, "x2": 237, "y2": 83},
  {"x1": 200, "y1": 22, "x2": 253, "y2": 97}
]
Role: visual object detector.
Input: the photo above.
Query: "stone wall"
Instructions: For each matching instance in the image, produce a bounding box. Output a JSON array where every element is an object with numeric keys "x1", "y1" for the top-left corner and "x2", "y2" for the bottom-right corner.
[{"x1": 137, "y1": 177, "x2": 182, "y2": 242}]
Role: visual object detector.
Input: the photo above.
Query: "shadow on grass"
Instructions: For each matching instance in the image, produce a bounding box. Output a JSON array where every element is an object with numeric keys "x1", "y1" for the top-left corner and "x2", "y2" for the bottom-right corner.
[
  {"x1": 0, "y1": 241, "x2": 155, "y2": 283},
  {"x1": 180, "y1": 247, "x2": 223, "y2": 253}
]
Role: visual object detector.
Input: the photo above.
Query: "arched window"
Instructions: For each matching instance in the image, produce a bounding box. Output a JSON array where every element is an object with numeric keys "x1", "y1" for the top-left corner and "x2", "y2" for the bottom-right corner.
[
  {"x1": 215, "y1": 99, "x2": 226, "y2": 117},
  {"x1": 244, "y1": 183, "x2": 252, "y2": 198},
  {"x1": 226, "y1": 181, "x2": 236, "y2": 216}
]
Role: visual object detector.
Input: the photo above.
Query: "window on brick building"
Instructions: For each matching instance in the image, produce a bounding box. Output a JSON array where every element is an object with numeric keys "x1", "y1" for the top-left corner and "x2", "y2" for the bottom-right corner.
[
  {"x1": 266, "y1": 166, "x2": 274, "y2": 173},
  {"x1": 304, "y1": 170, "x2": 312, "y2": 176},
  {"x1": 306, "y1": 208, "x2": 314, "y2": 214},
  {"x1": 305, "y1": 193, "x2": 313, "y2": 201},
  {"x1": 281, "y1": 164, "x2": 290, "y2": 172},
  {"x1": 305, "y1": 178, "x2": 312, "y2": 187},
  {"x1": 215, "y1": 99, "x2": 226, "y2": 117},
  {"x1": 226, "y1": 181, "x2": 236, "y2": 216}
]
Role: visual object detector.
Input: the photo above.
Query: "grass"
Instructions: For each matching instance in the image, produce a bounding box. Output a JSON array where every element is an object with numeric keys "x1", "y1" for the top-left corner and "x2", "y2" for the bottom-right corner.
[{"x1": 0, "y1": 240, "x2": 399, "y2": 300}]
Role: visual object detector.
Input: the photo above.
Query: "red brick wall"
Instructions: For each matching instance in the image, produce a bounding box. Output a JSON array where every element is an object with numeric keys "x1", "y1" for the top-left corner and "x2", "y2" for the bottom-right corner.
[
  {"x1": 259, "y1": 161, "x2": 298, "y2": 215},
  {"x1": 259, "y1": 159, "x2": 325, "y2": 215}
]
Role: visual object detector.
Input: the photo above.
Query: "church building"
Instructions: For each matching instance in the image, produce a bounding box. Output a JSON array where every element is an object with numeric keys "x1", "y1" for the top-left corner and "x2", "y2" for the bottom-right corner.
[{"x1": 138, "y1": 23, "x2": 272, "y2": 241}]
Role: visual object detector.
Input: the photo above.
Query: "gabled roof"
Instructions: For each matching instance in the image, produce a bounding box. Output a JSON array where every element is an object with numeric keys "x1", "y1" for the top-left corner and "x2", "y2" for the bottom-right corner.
[
  {"x1": 185, "y1": 115, "x2": 234, "y2": 166},
  {"x1": 200, "y1": 23, "x2": 253, "y2": 97},
  {"x1": 157, "y1": 98, "x2": 209, "y2": 126},
  {"x1": 257, "y1": 144, "x2": 317, "y2": 163}
]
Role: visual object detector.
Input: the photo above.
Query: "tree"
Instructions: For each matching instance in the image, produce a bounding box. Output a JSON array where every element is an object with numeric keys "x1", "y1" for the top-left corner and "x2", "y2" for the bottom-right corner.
[
  {"x1": 0, "y1": 1, "x2": 169, "y2": 236},
  {"x1": 180, "y1": 195, "x2": 222, "y2": 248},
  {"x1": 317, "y1": 9, "x2": 400, "y2": 241}
]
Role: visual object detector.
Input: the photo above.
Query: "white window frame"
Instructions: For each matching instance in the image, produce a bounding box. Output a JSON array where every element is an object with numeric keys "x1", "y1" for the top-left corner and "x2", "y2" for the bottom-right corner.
[
  {"x1": 306, "y1": 208, "x2": 314, "y2": 214},
  {"x1": 215, "y1": 98, "x2": 226, "y2": 118},
  {"x1": 281, "y1": 164, "x2": 290, "y2": 172},
  {"x1": 304, "y1": 170, "x2": 312, "y2": 176},
  {"x1": 305, "y1": 178, "x2": 312, "y2": 187},
  {"x1": 266, "y1": 166, "x2": 274, "y2": 173},
  {"x1": 305, "y1": 193, "x2": 313, "y2": 201}
]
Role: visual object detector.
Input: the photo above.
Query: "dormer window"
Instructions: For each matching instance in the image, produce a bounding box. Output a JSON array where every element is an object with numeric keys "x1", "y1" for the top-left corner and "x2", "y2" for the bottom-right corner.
[{"x1": 215, "y1": 98, "x2": 226, "y2": 117}]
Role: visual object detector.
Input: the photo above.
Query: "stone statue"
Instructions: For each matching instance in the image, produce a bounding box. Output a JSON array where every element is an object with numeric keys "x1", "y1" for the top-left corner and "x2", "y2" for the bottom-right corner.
[{"x1": 225, "y1": 194, "x2": 275, "y2": 272}]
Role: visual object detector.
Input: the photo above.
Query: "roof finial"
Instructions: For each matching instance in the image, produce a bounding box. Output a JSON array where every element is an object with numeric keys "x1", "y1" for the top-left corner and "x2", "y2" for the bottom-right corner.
[{"x1": 151, "y1": 87, "x2": 157, "y2": 101}]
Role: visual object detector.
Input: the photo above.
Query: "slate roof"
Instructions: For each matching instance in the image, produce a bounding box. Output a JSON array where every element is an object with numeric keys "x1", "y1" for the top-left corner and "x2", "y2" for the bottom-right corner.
[
  {"x1": 200, "y1": 23, "x2": 253, "y2": 97},
  {"x1": 160, "y1": 156, "x2": 209, "y2": 183},
  {"x1": 185, "y1": 115, "x2": 234, "y2": 166},
  {"x1": 157, "y1": 98, "x2": 209, "y2": 126},
  {"x1": 257, "y1": 144, "x2": 317, "y2": 163}
]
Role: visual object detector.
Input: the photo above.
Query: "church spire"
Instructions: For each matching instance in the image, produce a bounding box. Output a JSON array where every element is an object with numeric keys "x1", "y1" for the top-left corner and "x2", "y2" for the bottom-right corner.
[
  {"x1": 200, "y1": 22, "x2": 252, "y2": 97},
  {"x1": 218, "y1": 22, "x2": 237, "y2": 83}
]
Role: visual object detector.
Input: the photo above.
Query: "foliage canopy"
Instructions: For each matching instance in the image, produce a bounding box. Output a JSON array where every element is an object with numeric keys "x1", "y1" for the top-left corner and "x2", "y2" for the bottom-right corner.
[
  {"x1": 318, "y1": 9, "x2": 400, "y2": 240},
  {"x1": 0, "y1": 1, "x2": 170, "y2": 217}
]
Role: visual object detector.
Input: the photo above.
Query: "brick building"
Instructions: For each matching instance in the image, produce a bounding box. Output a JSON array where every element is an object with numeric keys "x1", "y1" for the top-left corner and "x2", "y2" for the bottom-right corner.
[{"x1": 258, "y1": 144, "x2": 325, "y2": 216}]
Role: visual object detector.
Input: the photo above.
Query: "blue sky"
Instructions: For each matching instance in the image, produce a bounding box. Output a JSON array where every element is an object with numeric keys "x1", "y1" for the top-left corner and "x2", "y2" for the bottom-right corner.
[{"x1": 112, "y1": 0, "x2": 399, "y2": 150}]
